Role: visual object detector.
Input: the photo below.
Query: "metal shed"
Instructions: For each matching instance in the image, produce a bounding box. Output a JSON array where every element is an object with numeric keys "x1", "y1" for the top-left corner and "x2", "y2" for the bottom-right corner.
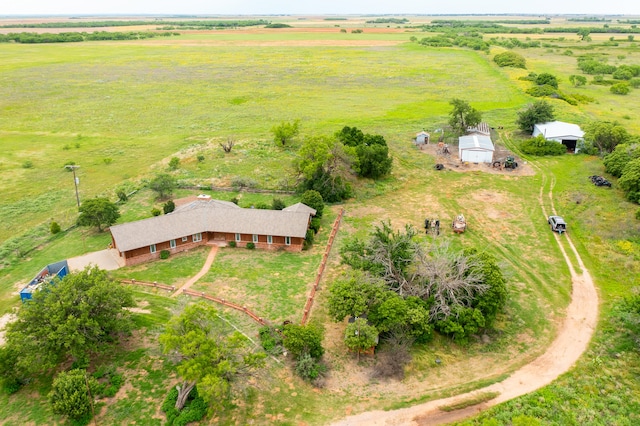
[
  {"x1": 458, "y1": 135, "x2": 495, "y2": 163},
  {"x1": 532, "y1": 121, "x2": 584, "y2": 152}
]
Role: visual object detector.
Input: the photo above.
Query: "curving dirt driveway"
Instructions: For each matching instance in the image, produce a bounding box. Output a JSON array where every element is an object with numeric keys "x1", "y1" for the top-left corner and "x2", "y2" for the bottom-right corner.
[{"x1": 331, "y1": 164, "x2": 599, "y2": 425}]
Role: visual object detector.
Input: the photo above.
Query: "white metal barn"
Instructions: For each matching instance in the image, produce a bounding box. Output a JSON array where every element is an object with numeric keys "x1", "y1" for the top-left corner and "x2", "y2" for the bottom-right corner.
[
  {"x1": 415, "y1": 131, "x2": 430, "y2": 144},
  {"x1": 458, "y1": 135, "x2": 495, "y2": 163},
  {"x1": 532, "y1": 121, "x2": 584, "y2": 152}
]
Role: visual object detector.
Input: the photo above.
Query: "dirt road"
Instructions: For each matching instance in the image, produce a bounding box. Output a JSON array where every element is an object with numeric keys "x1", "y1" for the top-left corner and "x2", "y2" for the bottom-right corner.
[{"x1": 331, "y1": 158, "x2": 599, "y2": 426}]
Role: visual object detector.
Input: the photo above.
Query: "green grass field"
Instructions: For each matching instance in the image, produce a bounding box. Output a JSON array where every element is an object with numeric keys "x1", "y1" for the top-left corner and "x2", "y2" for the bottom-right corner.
[{"x1": 0, "y1": 17, "x2": 639, "y2": 426}]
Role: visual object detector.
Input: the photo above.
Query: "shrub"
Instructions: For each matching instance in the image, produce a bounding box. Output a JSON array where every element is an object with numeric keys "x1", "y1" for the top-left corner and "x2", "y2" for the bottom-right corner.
[
  {"x1": 272, "y1": 198, "x2": 286, "y2": 210},
  {"x1": 163, "y1": 200, "x2": 175, "y2": 214},
  {"x1": 295, "y1": 353, "x2": 326, "y2": 382},
  {"x1": 160, "y1": 250, "x2": 170, "y2": 259},
  {"x1": 116, "y1": 189, "x2": 128, "y2": 202},
  {"x1": 168, "y1": 156, "x2": 180, "y2": 170},
  {"x1": 151, "y1": 208, "x2": 161, "y2": 216},
  {"x1": 49, "y1": 369, "x2": 98, "y2": 420},
  {"x1": 611, "y1": 83, "x2": 630, "y2": 95},
  {"x1": 197, "y1": 154, "x2": 205, "y2": 162},
  {"x1": 526, "y1": 84, "x2": 557, "y2": 97},
  {"x1": 282, "y1": 323, "x2": 324, "y2": 359},
  {"x1": 303, "y1": 229, "x2": 315, "y2": 250},
  {"x1": 230, "y1": 197, "x2": 239, "y2": 205},
  {"x1": 227, "y1": 241, "x2": 236, "y2": 248},
  {"x1": 22, "y1": 160, "x2": 34, "y2": 169},
  {"x1": 636, "y1": 209, "x2": 640, "y2": 220},
  {"x1": 246, "y1": 242, "x2": 255, "y2": 250},
  {"x1": 535, "y1": 72, "x2": 559, "y2": 88},
  {"x1": 309, "y1": 217, "x2": 321, "y2": 234},
  {"x1": 254, "y1": 202, "x2": 269, "y2": 209},
  {"x1": 493, "y1": 51, "x2": 526, "y2": 68},
  {"x1": 258, "y1": 326, "x2": 284, "y2": 354},
  {"x1": 300, "y1": 190, "x2": 325, "y2": 218},
  {"x1": 231, "y1": 176, "x2": 257, "y2": 189},
  {"x1": 50, "y1": 221, "x2": 61, "y2": 235},
  {"x1": 520, "y1": 136, "x2": 567, "y2": 156}
]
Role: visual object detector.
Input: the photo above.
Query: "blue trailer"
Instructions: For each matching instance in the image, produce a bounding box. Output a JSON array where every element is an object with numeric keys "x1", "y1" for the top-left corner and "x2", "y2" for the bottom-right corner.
[{"x1": 20, "y1": 260, "x2": 69, "y2": 302}]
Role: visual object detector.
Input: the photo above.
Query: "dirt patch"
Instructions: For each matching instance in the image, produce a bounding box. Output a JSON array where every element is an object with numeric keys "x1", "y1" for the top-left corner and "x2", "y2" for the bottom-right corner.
[
  {"x1": 420, "y1": 143, "x2": 535, "y2": 177},
  {"x1": 0, "y1": 313, "x2": 17, "y2": 346}
]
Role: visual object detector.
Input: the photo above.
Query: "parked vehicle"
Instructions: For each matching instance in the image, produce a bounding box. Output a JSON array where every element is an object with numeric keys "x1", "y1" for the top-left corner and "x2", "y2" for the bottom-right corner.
[{"x1": 548, "y1": 215, "x2": 566, "y2": 234}]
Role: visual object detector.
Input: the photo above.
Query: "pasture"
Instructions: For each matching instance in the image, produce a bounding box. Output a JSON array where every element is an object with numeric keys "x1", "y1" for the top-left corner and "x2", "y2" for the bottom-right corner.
[{"x1": 0, "y1": 17, "x2": 639, "y2": 425}]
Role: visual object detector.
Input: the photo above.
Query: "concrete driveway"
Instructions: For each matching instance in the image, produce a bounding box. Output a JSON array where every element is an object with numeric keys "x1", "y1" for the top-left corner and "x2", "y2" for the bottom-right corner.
[{"x1": 67, "y1": 249, "x2": 124, "y2": 272}]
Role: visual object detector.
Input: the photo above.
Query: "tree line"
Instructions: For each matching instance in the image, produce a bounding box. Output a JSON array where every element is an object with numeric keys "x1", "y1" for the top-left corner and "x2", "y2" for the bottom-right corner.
[
  {"x1": 0, "y1": 19, "x2": 269, "y2": 29},
  {"x1": 0, "y1": 31, "x2": 178, "y2": 44}
]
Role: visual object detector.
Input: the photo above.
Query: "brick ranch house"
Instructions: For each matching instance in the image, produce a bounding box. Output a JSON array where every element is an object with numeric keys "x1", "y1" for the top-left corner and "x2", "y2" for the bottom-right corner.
[{"x1": 109, "y1": 196, "x2": 316, "y2": 266}]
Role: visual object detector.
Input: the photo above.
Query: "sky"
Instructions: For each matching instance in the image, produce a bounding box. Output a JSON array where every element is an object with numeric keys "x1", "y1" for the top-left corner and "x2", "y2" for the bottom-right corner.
[{"x1": 1, "y1": 0, "x2": 638, "y2": 17}]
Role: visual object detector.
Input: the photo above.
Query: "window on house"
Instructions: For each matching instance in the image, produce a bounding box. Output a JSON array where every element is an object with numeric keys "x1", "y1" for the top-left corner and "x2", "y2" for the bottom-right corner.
[
  {"x1": 170, "y1": 239, "x2": 176, "y2": 249},
  {"x1": 267, "y1": 235, "x2": 272, "y2": 244},
  {"x1": 193, "y1": 233, "x2": 202, "y2": 242},
  {"x1": 253, "y1": 234, "x2": 258, "y2": 243},
  {"x1": 150, "y1": 244, "x2": 156, "y2": 253},
  {"x1": 182, "y1": 236, "x2": 188, "y2": 242},
  {"x1": 235, "y1": 233, "x2": 241, "y2": 242},
  {"x1": 285, "y1": 236, "x2": 291, "y2": 245}
]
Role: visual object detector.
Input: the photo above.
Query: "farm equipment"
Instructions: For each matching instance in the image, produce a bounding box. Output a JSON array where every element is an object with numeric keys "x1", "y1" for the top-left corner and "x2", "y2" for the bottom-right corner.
[
  {"x1": 589, "y1": 175, "x2": 612, "y2": 187},
  {"x1": 452, "y1": 214, "x2": 467, "y2": 234},
  {"x1": 503, "y1": 156, "x2": 518, "y2": 170}
]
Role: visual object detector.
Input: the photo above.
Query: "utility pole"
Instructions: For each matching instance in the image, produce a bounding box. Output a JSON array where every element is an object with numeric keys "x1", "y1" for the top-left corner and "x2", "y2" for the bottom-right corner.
[{"x1": 65, "y1": 165, "x2": 81, "y2": 208}]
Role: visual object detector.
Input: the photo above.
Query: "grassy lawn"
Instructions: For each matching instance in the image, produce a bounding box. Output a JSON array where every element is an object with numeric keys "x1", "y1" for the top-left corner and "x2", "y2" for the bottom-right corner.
[{"x1": 0, "y1": 17, "x2": 639, "y2": 426}]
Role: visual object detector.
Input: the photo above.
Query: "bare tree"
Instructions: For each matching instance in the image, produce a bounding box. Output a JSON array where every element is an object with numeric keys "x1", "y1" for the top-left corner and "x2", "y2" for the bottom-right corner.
[{"x1": 220, "y1": 138, "x2": 236, "y2": 153}]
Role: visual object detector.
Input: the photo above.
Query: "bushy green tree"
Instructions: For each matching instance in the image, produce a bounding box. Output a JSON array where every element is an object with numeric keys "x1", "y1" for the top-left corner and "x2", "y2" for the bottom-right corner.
[
  {"x1": 149, "y1": 173, "x2": 177, "y2": 199},
  {"x1": 448, "y1": 98, "x2": 482, "y2": 135},
  {"x1": 356, "y1": 143, "x2": 393, "y2": 179},
  {"x1": 516, "y1": 100, "x2": 555, "y2": 133},
  {"x1": 300, "y1": 190, "x2": 324, "y2": 218},
  {"x1": 344, "y1": 318, "x2": 379, "y2": 356},
  {"x1": 168, "y1": 156, "x2": 180, "y2": 170},
  {"x1": 603, "y1": 143, "x2": 640, "y2": 177},
  {"x1": 159, "y1": 303, "x2": 265, "y2": 412},
  {"x1": 49, "y1": 369, "x2": 99, "y2": 421},
  {"x1": 296, "y1": 137, "x2": 353, "y2": 202},
  {"x1": 2, "y1": 267, "x2": 134, "y2": 377},
  {"x1": 619, "y1": 158, "x2": 640, "y2": 203},
  {"x1": 535, "y1": 73, "x2": 559, "y2": 88},
  {"x1": 77, "y1": 197, "x2": 120, "y2": 231},
  {"x1": 569, "y1": 74, "x2": 587, "y2": 87},
  {"x1": 271, "y1": 119, "x2": 300, "y2": 146},
  {"x1": 282, "y1": 323, "x2": 324, "y2": 359},
  {"x1": 493, "y1": 51, "x2": 526, "y2": 68},
  {"x1": 584, "y1": 121, "x2": 629, "y2": 153},
  {"x1": 271, "y1": 198, "x2": 286, "y2": 210},
  {"x1": 611, "y1": 82, "x2": 630, "y2": 95},
  {"x1": 327, "y1": 272, "x2": 387, "y2": 320}
]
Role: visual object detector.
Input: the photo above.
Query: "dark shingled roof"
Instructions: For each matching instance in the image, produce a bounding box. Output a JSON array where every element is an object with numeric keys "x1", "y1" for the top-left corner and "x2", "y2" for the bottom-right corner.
[{"x1": 110, "y1": 200, "x2": 316, "y2": 252}]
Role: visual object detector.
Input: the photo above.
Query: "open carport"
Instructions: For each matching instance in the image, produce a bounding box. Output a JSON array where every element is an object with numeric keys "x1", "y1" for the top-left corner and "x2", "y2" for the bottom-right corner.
[{"x1": 67, "y1": 249, "x2": 125, "y2": 272}]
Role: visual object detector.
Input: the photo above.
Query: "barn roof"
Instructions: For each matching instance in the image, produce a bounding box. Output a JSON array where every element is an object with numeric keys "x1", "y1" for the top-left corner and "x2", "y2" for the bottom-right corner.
[
  {"x1": 533, "y1": 121, "x2": 584, "y2": 139},
  {"x1": 110, "y1": 200, "x2": 315, "y2": 252},
  {"x1": 458, "y1": 135, "x2": 495, "y2": 151}
]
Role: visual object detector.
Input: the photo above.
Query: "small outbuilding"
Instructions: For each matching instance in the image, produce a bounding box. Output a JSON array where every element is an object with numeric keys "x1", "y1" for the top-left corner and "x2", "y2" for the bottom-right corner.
[
  {"x1": 414, "y1": 131, "x2": 430, "y2": 148},
  {"x1": 532, "y1": 121, "x2": 584, "y2": 152},
  {"x1": 458, "y1": 134, "x2": 495, "y2": 163}
]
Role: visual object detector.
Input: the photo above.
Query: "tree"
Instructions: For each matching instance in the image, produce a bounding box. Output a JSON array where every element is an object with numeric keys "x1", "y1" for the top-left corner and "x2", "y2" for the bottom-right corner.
[
  {"x1": 327, "y1": 272, "x2": 387, "y2": 321},
  {"x1": 516, "y1": 100, "x2": 555, "y2": 133},
  {"x1": 448, "y1": 98, "x2": 482, "y2": 135},
  {"x1": 493, "y1": 51, "x2": 526, "y2": 69},
  {"x1": 271, "y1": 119, "x2": 300, "y2": 146},
  {"x1": 300, "y1": 190, "x2": 325, "y2": 218},
  {"x1": 344, "y1": 318, "x2": 378, "y2": 359},
  {"x1": 619, "y1": 158, "x2": 640, "y2": 203},
  {"x1": 356, "y1": 143, "x2": 393, "y2": 179},
  {"x1": 295, "y1": 136, "x2": 353, "y2": 202},
  {"x1": 282, "y1": 323, "x2": 324, "y2": 360},
  {"x1": 49, "y1": 369, "x2": 99, "y2": 421},
  {"x1": 159, "y1": 303, "x2": 265, "y2": 411},
  {"x1": 535, "y1": 73, "x2": 558, "y2": 89},
  {"x1": 271, "y1": 198, "x2": 286, "y2": 210},
  {"x1": 603, "y1": 143, "x2": 640, "y2": 177},
  {"x1": 2, "y1": 267, "x2": 134, "y2": 377},
  {"x1": 149, "y1": 173, "x2": 176, "y2": 199},
  {"x1": 569, "y1": 74, "x2": 587, "y2": 87},
  {"x1": 577, "y1": 28, "x2": 592, "y2": 41},
  {"x1": 584, "y1": 121, "x2": 629, "y2": 153},
  {"x1": 336, "y1": 126, "x2": 365, "y2": 147},
  {"x1": 76, "y1": 197, "x2": 120, "y2": 231}
]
